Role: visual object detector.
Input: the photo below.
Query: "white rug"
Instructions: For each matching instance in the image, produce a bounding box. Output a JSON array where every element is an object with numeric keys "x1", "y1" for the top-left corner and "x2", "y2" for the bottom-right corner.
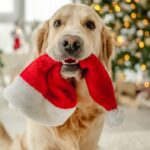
[
  {"x1": 100, "y1": 130, "x2": 150, "y2": 150},
  {"x1": 1, "y1": 91, "x2": 150, "y2": 150}
]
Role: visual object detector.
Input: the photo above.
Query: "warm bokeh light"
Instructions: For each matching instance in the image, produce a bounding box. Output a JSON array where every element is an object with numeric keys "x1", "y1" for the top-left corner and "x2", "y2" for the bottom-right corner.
[
  {"x1": 124, "y1": 21, "x2": 130, "y2": 28},
  {"x1": 117, "y1": 36, "x2": 124, "y2": 45},
  {"x1": 139, "y1": 41, "x2": 144, "y2": 48},
  {"x1": 144, "y1": 82, "x2": 150, "y2": 88},
  {"x1": 126, "y1": 0, "x2": 131, "y2": 3},
  {"x1": 124, "y1": 54, "x2": 130, "y2": 61},
  {"x1": 140, "y1": 64, "x2": 147, "y2": 71},
  {"x1": 94, "y1": 4, "x2": 101, "y2": 11},
  {"x1": 130, "y1": 3, "x2": 136, "y2": 9},
  {"x1": 131, "y1": 12, "x2": 136, "y2": 19},
  {"x1": 115, "y1": 5, "x2": 121, "y2": 12},
  {"x1": 143, "y1": 19, "x2": 149, "y2": 26}
]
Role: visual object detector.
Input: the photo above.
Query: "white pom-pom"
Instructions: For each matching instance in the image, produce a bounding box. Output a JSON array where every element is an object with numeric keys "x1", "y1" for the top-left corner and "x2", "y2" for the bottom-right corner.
[{"x1": 107, "y1": 108, "x2": 124, "y2": 126}]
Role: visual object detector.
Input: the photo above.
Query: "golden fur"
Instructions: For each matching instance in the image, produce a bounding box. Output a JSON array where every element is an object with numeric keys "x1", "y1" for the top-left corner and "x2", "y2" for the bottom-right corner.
[{"x1": 0, "y1": 4, "x2": 115, "y2": 150}]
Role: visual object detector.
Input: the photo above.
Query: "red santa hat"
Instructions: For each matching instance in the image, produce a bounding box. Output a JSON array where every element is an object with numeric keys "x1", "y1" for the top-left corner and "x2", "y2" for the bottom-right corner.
[{"x1": 4, "y1": 53, "x2": 123, "y2": 126}]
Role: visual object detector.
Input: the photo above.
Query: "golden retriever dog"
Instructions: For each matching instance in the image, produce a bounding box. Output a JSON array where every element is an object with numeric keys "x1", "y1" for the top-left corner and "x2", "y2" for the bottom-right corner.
[{"x1": 0, "y1": 3, "x2": 115, "y2": 150}]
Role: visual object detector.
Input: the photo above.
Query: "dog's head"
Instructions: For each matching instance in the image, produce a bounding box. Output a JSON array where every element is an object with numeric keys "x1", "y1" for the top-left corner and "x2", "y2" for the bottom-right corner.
[{"x1": 35, "y1": 4, "x2": 115, "y2": 79}]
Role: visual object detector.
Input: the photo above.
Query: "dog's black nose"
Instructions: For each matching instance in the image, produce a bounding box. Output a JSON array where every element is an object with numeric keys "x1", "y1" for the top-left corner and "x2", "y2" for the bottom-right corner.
[{"x1": 61, "y1": 35, "x2": 83, "y2": 53}]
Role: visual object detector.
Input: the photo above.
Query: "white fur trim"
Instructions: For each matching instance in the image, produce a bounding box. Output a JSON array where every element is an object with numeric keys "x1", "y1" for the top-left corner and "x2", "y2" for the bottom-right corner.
[
  {"x1": 3, "y1": 76, "x2": 76, "y2": 127},
  {"x1": 107, "y1": 108, "x2": 124, "y2": 126}
]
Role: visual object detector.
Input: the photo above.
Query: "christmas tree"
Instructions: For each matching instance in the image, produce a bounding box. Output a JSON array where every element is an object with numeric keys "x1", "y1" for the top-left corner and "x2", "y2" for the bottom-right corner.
[{"x1": 75, "y1": 0, "x2": 150, "y2": 79}]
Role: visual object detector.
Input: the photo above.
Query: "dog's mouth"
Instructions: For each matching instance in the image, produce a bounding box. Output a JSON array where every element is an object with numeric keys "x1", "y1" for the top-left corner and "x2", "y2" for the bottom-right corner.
[
  {"x1": 62, "y1": 58, "x2": 79, "y2": 65},
  {"x1": 61, "y1": 57, "x2": 87, "y2": 81},
  {"x1": 62, "y1": 58, "x2": 80, "y2": 72}
]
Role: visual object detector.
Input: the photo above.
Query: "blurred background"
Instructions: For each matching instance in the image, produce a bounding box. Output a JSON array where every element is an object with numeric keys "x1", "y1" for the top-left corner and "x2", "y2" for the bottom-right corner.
[{"x1": 0, "y1": 0, "x2": 150, "y2": 150}]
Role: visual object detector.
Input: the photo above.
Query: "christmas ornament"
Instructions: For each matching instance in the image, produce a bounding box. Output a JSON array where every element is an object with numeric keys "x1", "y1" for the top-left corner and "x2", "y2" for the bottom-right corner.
[
  {"x1": 4, "y1": 53, "x2": 123, "y2": 126},
  {"x1": 13, "y1": 36, "x2": 21, "y2": 50}
]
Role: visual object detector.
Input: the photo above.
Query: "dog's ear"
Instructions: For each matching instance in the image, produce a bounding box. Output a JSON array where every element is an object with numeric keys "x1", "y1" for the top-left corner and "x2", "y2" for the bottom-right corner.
[
  {"x1": 99, "y1": 26, "x2": 115, "y2": 70},
  {"x1": 35, "y1": 21, "x2": 49, "y2": 55}
]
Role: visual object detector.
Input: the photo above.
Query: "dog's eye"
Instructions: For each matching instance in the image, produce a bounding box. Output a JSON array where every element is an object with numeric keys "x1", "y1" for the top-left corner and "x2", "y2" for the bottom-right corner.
[
  {"x1": 85, "y1": 21, "x2": 95, "y2": 30},
  {"x1": 54, "y1": 20, "x2": 61, "y2": 28}
]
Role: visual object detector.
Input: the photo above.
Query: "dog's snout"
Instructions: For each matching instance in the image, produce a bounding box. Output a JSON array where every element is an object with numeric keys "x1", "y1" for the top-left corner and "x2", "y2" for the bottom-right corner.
[{"x1": 61, "y1": 35, "x2": 83, "y2": 53}]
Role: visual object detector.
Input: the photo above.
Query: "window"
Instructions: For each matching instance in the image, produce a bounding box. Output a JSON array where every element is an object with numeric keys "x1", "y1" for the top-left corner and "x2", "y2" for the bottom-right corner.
[{"x1": 0, "y1": 0, "x2": 25, "y2": 23}]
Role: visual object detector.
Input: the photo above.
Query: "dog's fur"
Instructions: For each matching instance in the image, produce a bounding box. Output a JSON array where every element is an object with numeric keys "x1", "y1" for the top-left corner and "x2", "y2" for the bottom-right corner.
[{"x1": 0, "y1": 4, "x2": 115, "y2": 150}]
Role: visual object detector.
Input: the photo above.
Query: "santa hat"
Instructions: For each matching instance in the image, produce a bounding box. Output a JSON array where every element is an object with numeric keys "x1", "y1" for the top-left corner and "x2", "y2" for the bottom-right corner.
[{"x1": 4, "y1": 53, "x2": 123, "y2": 126}]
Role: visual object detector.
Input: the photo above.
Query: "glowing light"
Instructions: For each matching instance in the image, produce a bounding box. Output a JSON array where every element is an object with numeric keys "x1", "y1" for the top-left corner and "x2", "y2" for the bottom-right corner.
[
  {"x1": 140, "y1": 64, "x2": 147, "y2": 71},
  {"x1": 94, "y1": 4, "x2": 101, "y2": 11},
  {"x1": 117, "y1": 36, "x2": 124, "y2": 45},
  {"x1": 143, "y1": 19, "x2": 149, "y2": 26},
  {"x1": 130, "y1": 3, "x2": 136, "y2": 9},
  {"x1": 124, "y1": 54, "x2": 130, "y2": 61},
  {"x1": 115, "y1": 5, "x2": 121, "y2": 12},
  {"x1": 139, "y1": 41, "x2": 144, "y2": 48},
  {"x1": 124, "y1": 21, "x2": 130, "y2": 28},
  {"x1": 137, "y1": 30, "x2": 144, "y2": 36},
  {"x1": 131, "y1": 13, "x2": 136, "y2": 19},
  {"x1": 112, "y1": 2, "x2": 118, "y2": 6},
  {"x1": 144, "y1": 82, "x2": 150, "y2": 88},
  {"x1": 126, "y1": 0, "x2": 131, "y2": 3},
  {"x1": 145, "y1": 31, "x2": 150, "y2": 36},
  {"x1": 134, "y1": 0, "x2": 139, "y2": 3}
]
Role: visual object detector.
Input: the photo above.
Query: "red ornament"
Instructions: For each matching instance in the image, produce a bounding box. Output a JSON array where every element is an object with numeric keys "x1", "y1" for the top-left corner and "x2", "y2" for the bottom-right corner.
[{"x1": 13, "y1": 36, "x2": 21, "y2": 50}]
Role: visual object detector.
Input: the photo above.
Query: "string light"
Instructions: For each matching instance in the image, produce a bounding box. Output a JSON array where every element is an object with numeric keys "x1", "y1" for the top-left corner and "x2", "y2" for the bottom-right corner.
[
  {"x1": 124, "y1": 21, "x2": 130, "y2": 28},
  {"x1": 124, "y1": 54, "x2": 130, "y2": 61},
  {"x1": 131, "y1": 12, "x2": 136, "y2": 19},
  {"x1": 137, "y1": 30, "x2": 144, "y2": 36},
  {"x1": 130, "y1": 3, "x2": 136, "y2": 9},
  {"x1": 139, "y1": 41, "x2": 144, "y2": 48},
  {"x1": 94, "y1": 4, "x2": 101, "y2": 11},
  {"x1": 112, "y1": 2, "x2": 118, "y2": 6},
  {"x1": 126, "y1": 0, "x2": 131, "y2": 3},
  {"x1": 144, "y1": 82, "x2": 150, "y2": 88},
  {"x1": 143, "y1": 19, "x2": 149, "y2": 26},
  {"x1": 117, "y1": 36, "x2": 124, "y2": 45},
  {"x1": 115, "y1": 5, "x2": 121, "y2": 12},
  {"x1": 140, "y1": 64, "x2": 147, "y2": 71}
]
